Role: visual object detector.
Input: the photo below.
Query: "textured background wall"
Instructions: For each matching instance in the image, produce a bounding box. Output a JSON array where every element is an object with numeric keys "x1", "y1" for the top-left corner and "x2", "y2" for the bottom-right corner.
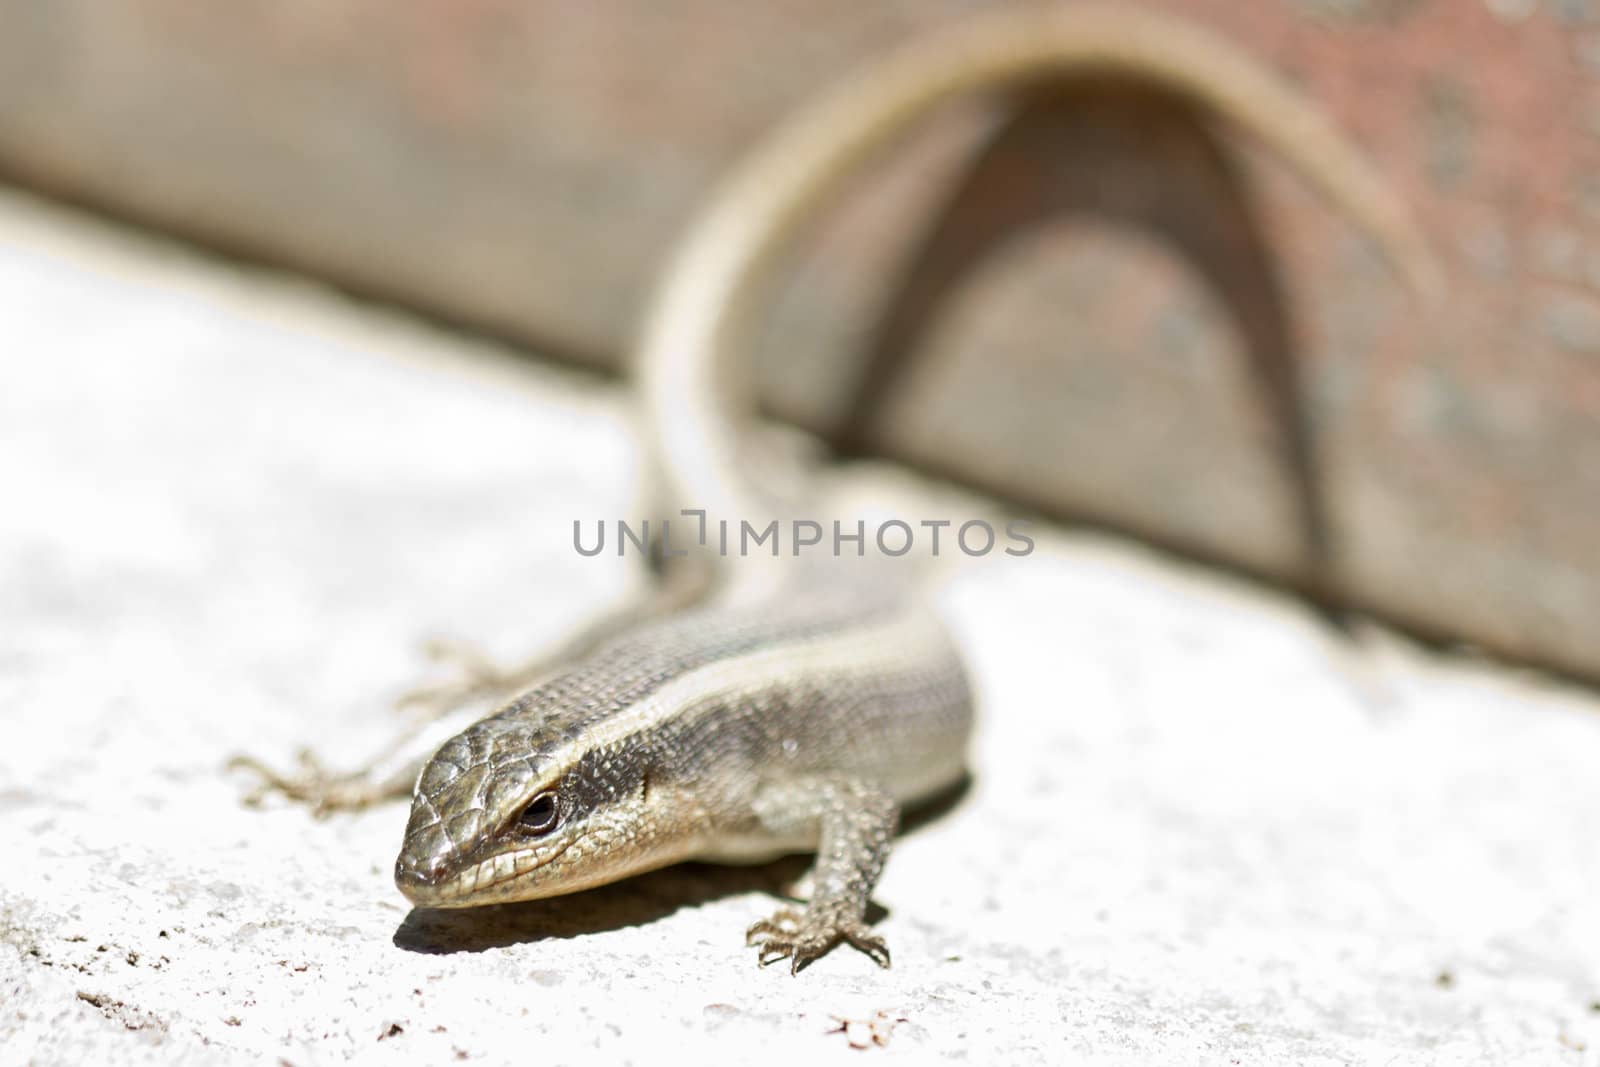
[{"x1": 1, "y1": 0, "x2": 1596, "y2": 680}]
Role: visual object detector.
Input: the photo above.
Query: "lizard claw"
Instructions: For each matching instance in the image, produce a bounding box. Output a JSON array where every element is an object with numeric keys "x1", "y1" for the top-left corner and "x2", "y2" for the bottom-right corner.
[
  {"x1": 746, "y1": 906, "x2": 891, "y2": 973},
  {"x1": 745, "y1": 906, "x2": 804, "y2": 945}
]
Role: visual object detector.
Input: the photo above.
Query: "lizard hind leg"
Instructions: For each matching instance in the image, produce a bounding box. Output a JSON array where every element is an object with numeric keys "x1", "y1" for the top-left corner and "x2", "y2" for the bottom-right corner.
[{"x1": 745, "y1": 777, "x2": 899, "y2": 973}]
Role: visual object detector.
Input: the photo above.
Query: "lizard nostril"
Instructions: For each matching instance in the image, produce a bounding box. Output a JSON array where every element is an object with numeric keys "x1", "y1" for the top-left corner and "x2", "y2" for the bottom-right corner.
[{"x1": 394, "y1": 843, "x2": 448, "y2": 889}]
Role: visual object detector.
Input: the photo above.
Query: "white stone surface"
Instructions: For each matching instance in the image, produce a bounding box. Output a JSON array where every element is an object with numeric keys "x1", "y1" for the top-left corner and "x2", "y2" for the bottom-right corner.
[{"x1": 2, "y1": 189, "x2": 1598, "y2": 1066}]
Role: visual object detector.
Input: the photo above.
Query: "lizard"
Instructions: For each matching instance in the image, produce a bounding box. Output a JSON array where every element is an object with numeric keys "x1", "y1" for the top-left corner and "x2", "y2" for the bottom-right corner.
[{"x1": 237, "y1": 5, "x2": 1437, "y2": 972}]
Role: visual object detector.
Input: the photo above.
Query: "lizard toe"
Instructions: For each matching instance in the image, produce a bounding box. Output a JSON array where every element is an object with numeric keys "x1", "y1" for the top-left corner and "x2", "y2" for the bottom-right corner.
[{"x1": 746, "y1": 906, "x2": 891, "y2": 972}]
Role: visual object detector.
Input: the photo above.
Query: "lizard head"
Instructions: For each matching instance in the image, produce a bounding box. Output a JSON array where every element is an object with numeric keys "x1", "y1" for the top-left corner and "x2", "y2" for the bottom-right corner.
[{"x1": 393, "y1": 707, "x2": 682, "y2": 908}]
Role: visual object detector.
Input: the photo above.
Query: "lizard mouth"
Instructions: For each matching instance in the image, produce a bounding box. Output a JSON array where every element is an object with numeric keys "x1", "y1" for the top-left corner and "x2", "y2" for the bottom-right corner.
[{"x1": 396, "y1": 835, "x2": 577, "y2": 908}]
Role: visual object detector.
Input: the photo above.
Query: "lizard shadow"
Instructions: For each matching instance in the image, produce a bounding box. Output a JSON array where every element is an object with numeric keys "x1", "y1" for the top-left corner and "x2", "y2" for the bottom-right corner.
[
  {"x1": 392, "y1": 774, "x2": 971, "y2": 954},
  {"x1": 832, "y1": 78, "x2": 1353, "y2": 627}
]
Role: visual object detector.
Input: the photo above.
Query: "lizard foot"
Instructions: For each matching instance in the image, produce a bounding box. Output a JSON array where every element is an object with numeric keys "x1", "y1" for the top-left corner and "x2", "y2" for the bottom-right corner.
[
  {"x1": 228, "y1": 749, "x2": 390, "y2": 817},
  {"x1": 746, "y1": 905, "x2": 891, "y2": 973},
  {"x1": 394, "y1": 637, "x2": 518, "y2": 720}
]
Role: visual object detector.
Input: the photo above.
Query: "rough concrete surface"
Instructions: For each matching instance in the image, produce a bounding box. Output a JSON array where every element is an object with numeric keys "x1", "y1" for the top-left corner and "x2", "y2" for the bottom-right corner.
[{"x1": 2, "y1": 188, "x2": 1598, "y2": 1066}]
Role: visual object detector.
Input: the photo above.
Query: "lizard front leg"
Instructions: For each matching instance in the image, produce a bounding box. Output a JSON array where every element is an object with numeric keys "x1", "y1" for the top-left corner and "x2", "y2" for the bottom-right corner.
[
  {"x1": 396, "y1": 560, "x2": 713, "y2": 719},
  {"x1": 745, "y1": 776, "x2": 899, "y2": 973}
]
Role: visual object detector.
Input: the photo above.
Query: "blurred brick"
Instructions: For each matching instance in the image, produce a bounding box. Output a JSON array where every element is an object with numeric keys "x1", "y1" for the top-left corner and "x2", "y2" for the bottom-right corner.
[{"x1": 1, "y1": 0, "x2": 1597, "y2": 680}]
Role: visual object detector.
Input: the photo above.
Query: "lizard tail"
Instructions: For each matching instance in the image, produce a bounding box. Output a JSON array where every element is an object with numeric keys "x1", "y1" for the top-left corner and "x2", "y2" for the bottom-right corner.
[{"x1": 637, "y1": 3, "x2": 1440, "y2": 528}]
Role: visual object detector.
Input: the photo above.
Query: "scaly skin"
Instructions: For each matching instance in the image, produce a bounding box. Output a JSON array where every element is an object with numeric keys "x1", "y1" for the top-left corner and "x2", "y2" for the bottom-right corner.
[{"x1": 394, "y1": 580, "x2": 971, "y2": 972}]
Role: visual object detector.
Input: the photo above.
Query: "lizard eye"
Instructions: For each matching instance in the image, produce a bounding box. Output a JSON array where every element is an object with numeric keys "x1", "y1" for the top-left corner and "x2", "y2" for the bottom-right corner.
[{"x1": 518, "y1": 791, "x2": 561, "y2": 836}]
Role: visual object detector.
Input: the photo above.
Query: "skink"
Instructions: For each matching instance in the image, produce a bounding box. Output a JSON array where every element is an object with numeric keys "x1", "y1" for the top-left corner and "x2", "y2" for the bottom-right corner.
[{"x1": 252, "y1": 5, "x2": 1435, "y2": 972}]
